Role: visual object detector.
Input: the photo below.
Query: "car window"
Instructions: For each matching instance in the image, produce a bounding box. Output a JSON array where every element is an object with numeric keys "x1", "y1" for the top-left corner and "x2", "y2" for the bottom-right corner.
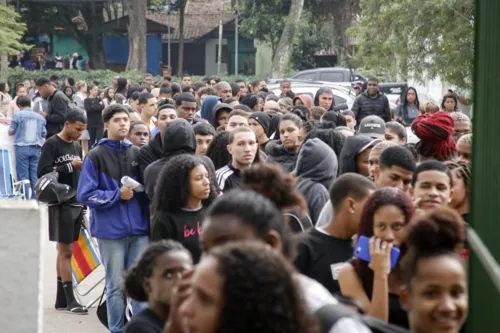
[
  {"x1": 296, "y1": 93, "x2": 314, "y2": 99},
  {"x1": 333, "y1": 95, "x2": 347, "y2": 105},
  {"x1": 320, "y1": 72, "x2": 345, "y2": 82},
  {"x1": 295, "y1": 73, "x2": 316, "y2": 81}
]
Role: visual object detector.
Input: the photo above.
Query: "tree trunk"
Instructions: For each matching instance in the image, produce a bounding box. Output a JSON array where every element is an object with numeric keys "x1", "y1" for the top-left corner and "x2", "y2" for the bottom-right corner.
[
  {"x1": 177, "y1": 0, "x2": 187, "y2": 76},
  {"x1": 332, "y1": 0, "x2": 360, "y2": 67},
  {"x1": 269, "y1": 0, "x2": 304, "y2": 78},
  {"x1": 126, "y1": 0, "x2": 147, "y2": 73}
]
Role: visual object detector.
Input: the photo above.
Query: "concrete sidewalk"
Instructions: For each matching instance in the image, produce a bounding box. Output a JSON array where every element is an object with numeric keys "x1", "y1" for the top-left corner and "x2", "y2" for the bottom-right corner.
[{"x1": 42, "y1": 217, "x2": 107, "y2": 333}]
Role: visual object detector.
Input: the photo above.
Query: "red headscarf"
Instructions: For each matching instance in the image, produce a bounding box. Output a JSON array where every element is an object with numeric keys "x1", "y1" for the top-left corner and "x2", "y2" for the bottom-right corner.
[{"x1": 411, "y1": 111, "x2": 457, "y2": 161}]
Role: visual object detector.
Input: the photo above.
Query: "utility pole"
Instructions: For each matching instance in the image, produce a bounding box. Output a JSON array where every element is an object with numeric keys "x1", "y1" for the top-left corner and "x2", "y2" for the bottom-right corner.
[
  {"x1": 167, "y1": 5, "x2": 171, "y2": 68},
  {"x1": 217, "y1": 0, "x2": 223, "y2": 75},
  {"x1": 1, "y1": 0, "x2": 9, "y2": 82},
  {"x1": 234, "y1": 7, "x2": 238, "y2": 75}
]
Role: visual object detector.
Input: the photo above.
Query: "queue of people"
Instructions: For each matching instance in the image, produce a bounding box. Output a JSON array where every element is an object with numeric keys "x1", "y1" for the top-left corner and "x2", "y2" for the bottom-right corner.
[{"x1": 1, "y1": 72, "x2": 472, "y2": 333}]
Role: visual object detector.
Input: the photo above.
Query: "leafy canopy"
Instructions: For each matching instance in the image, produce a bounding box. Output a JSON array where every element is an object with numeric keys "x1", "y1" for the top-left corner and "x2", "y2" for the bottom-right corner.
[
  {"x1": 352, "y1": 0, "x2": 474, "y2": 89},
  {"x1": 0, "y1": 5, "x2": 30, "y2": 55}
]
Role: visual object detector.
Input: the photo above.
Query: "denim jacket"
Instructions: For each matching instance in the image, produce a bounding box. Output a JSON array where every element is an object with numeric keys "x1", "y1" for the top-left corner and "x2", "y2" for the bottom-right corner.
[{"x1": 9, "y1": 108, "x2": 47, "y2": 147}]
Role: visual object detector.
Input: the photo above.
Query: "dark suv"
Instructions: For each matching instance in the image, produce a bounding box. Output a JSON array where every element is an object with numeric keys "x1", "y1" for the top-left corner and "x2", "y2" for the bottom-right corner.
[{"x1": 291, "y1": 67, "x2": 367, "y2": 88}]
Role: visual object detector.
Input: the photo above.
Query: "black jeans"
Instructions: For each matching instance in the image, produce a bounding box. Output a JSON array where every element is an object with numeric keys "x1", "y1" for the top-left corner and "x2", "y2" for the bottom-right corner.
[{"x1": 88, "y1": 123, "x2": 104, "y2": 149}]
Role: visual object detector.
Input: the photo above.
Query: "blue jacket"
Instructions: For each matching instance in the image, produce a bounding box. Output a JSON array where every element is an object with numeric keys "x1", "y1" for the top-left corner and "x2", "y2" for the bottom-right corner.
[{"x1": 77, "y1": 139, "x2": 149, "y2": 240}]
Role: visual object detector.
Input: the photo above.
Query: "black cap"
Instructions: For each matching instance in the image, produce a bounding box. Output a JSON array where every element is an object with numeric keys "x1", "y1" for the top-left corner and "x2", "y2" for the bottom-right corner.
[{"x1": 249, "y1": 111, "x2": 271, "y2": 134}]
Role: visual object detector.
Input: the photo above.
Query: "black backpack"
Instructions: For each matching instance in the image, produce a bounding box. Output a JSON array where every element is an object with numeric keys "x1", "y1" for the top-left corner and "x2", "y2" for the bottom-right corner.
[
  {"x1": 284, "y1": 211, "x2": 313, "y2": 233},
  {"x1": 315, "y1": 304, "x2": 409, "y2": 333}
]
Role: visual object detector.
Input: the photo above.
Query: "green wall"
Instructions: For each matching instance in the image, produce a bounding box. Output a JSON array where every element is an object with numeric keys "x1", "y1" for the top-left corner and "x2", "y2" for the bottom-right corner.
[
  {"x1": 52, "y1": 34, "x2": 88, "y2": 58},
  {"x1": 468, "y1": 0, "x2": 500, "y2": 331}
]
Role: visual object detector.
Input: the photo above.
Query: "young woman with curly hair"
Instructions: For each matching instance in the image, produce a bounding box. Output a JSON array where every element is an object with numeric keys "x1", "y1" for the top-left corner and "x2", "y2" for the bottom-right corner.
[
  {"x1": 124, "y1": 240, "x2": 193, "y2": 333},
  {"x1": 241, "y1": 163, "x2": 311, "y2": 232},
  {"x1": 338, "y1": 187, "x2": 415, "y2": 328},
  {"x1": 180, "y1": 242, "x2": 321, "y2": 333},
  {"x1": 151, "y1": 154, "x2": 218, "y2": 263},
  {"x1": 400, "y1": 207, "x2": 467, "y2": 333}
]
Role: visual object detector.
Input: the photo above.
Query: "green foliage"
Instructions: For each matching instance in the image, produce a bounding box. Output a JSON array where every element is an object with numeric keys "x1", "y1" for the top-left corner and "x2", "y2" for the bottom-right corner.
[
  {"x1": 239, "y1": 0, "x2": 333, "y2": 70},
  {"x1": 289, "y1": 12, "x2": 332, "y2": 70},
  {"x1": 352, "y1": 0, "x2": 474, "y2": 89},
  {"x1": 7, "y1": 68, "x2": 265, "y2": 87},
  {"x1": 238, "y1": 0, "x2": 291, "y2": 56},
  {"x1": 0, "y1": 5, "x2": 30, "y2": 55}
]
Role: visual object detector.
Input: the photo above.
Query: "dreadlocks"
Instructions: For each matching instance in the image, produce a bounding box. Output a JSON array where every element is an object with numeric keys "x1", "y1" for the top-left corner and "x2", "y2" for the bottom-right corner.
[
  {"x1": 411, "y1": 112, "x2": 457, "y2": 161},
  {"x1": 445, "y1": 159, "x2": 471, "y2": 192}
]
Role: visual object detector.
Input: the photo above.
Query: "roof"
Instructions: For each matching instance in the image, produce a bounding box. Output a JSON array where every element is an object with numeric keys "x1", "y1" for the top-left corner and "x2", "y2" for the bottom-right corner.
[
  {"x1": 148, "y1": 0, "x2": 235, "y2": 40},
  {"x1": 103, "y1": 15, "x2": 175, "y2": 33}
]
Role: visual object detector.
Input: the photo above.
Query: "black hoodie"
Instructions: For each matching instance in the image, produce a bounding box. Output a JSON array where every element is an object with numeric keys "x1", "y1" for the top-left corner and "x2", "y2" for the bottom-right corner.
[
  {"x1": 265, "y1": 139, "x2": 298, "y2": 173},
  {"x1": 338, "y1": 135, "x2": 372, "y2": 175},
  {"x1": 139, "y1": 133, "x2": 163, "y2": 180},
  {"x1": 295, "y1": 138, "x2": 338, "y2": 224},
  {"x1": 144, "y1": 119, "x2": 215, "y2": 199}
]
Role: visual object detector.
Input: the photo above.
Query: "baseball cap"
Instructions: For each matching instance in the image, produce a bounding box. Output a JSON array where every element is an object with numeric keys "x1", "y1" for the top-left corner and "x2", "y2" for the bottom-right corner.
[
  {"x1": 359, "y1": 138, "x2": 383, "y2": 153},
  {"x1": 359, "y1": 115, "x2": 386, "y2": 139}
]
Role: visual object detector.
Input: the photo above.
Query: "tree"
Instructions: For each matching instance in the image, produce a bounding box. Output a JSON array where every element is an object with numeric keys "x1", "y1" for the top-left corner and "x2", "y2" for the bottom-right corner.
[
  {"x1": 269, "y1": 0, "x2": 304, "y2": 78},
  {"x1": 126, "y1": 0, "x2": 147, "y2": 73},
  {"x1": 20, "y1": 2, "x2": 112, "y2": 69},
  {"x1": 239, "y1": 0, "x2": 291, "y2": 58},
  {"x1": 0, "y1": 1, "x2": 30, "y2": 80},
  {"x1": 352, "y1": 0, "x2": 474, "y2": 89}
]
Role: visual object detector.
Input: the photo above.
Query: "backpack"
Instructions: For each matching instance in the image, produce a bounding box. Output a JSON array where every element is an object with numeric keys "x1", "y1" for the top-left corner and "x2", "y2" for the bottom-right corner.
[
  {"x1": 284, "y1": 211, "x2": 313, "y2": 233},
  {"x1": 315, "y1": 304, "x2": 409, "y2": 333}
]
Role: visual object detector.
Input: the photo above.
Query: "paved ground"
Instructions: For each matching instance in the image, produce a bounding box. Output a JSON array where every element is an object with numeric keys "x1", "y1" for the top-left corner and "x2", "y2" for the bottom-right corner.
[{"x1": 42, "y1": 217, "x2": 107, "y2": 333}]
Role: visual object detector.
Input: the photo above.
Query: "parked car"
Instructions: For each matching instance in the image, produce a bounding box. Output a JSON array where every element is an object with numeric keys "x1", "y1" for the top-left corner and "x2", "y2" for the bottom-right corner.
[
  {"x1": 268, "y1": 82, "x2": 357, "y2": 109},
  {"x1": 379, "y1": 82, "x2": 408, "y2": 106},
  {"x1": 288, "y1": 67, "x2": 368, "y2": 89}
]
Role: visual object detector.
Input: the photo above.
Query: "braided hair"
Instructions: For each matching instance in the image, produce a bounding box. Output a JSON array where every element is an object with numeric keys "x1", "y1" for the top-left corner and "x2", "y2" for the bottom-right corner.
[
  {"x1": 411, "y1": 112, "x2": 457, "y2": 161},
  {"x1": 124, "y1": 240, "x2": 191, "y2": 302},
  {"x1": 445, "y1": 159, "x2": 471, "y2": 192}
]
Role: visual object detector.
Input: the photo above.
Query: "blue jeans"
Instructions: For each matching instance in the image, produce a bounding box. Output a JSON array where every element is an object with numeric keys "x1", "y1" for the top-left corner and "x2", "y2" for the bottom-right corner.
[
  {"x1": 15, "y1": 145, "x2": 40, "y2": 199},
  {"x1": 98, "y1": 236, "x2": 149, "y2": 333}
]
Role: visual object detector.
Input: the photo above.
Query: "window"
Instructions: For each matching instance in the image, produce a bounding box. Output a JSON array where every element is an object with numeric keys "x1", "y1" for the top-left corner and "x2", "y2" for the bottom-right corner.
[
  {"x1": 320, "y1": 72, "x2": 345, "y2": 82},
  {"x1": 294, "y1": 73, "x2": 316, "y2": 80},
  {"x1": 333, "y1": 95, "x2": 347, "y2": 105}
]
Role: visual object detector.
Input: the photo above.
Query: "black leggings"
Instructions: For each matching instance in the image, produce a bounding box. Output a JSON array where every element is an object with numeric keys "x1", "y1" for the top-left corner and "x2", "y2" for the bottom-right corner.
[{"x1": 88, "y1": 124, "x2": 104, "y2": 149}]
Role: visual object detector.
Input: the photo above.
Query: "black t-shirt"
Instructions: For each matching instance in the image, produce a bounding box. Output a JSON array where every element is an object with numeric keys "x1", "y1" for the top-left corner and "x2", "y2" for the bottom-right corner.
[
  {"x1": 37, "y1": 135, "x2": 82, "y2": 190},
  {"x1": 124, "y1": 308, "x2": 164, "y2": 333},
  {"x1": 295, "y1": 228, "x2": 353, "y2": 295},
  {"x1": 151, "y1": 207, "x2": 207, "y2": 263}
]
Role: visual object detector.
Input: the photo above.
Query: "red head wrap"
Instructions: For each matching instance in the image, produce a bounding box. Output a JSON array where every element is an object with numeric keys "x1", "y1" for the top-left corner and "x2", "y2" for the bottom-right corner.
[{"x1": 411, "y1": 111, "x2": 457, "y2": 161}]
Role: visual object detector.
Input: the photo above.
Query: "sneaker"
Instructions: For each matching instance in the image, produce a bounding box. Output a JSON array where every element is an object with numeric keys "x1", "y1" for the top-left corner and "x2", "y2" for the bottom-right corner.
[{"x1": 66, "y1": 303, "x2": 88, "y2": 315}]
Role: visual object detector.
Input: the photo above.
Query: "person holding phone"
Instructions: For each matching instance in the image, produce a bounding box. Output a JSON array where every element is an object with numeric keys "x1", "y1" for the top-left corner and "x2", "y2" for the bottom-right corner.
[
  {"x1": 338, "y1": 187, "x2": 415, "y2": 328},
  {"x1": 77, "y1": 105, "x2": 150, "y2": 332}
]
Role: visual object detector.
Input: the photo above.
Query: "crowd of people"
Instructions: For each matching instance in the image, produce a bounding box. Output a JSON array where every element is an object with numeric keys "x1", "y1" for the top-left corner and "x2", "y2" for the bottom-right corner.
[{"x1": 2, "y1": 72, "x2": 472, "y2": 333}]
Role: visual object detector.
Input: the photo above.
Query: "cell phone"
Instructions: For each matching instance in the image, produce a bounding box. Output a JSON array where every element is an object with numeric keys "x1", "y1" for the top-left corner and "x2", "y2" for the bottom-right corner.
[{"x1": 353, "y1": 236, "x2": 401, "y2": 269}]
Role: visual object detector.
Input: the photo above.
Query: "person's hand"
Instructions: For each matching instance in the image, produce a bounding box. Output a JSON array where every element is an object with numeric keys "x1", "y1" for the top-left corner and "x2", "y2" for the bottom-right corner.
[
  {"x1": 71, "y1": 159, "x2": 82, "y2": 169},
  {"x1": 164, "y1": 270, "x2": 194, "y2": 333},
  {"x1": 368, "y1": 237, "x2": 392, "y2": 277},
  {"x1": 38, "y1": 110, "x2": 46, "y2": 117},
  {"x1": 120, "y1": 185, "x2": 135, "y2": 201}
]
